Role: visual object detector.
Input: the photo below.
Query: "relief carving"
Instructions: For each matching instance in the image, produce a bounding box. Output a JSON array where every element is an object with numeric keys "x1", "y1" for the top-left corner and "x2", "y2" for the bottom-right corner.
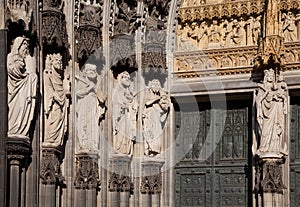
[
  {"x1": 282, "y1": 12, "x2": 298, "y2": 42},
  {"x1": 112, "y1": 71, "x2": 137, "y2": 155},
  {"x1": 76, "y1": 64, "x2": 106, "y2": 152},
  {"x1": 176, "y1": 16, "x2": 260, "y2": 51},
  {"x1": 112, "y1": 0, "x2": 137, "y2": 37},
  {"x1": 6, "y1": 0, "x2": 32, "y2": 30},
  {"x1": 143, "y1": 79, "x2": 170, "y2": 156},
  {"x1": 7, "y1": 37, "x2": 37, "y2": 138},
  {"x1": 43, "y1": 54, "x2": 69, "y2": 147},
  {"x1": 254, "y1": 69, "x2": 288, "y2": 158}
]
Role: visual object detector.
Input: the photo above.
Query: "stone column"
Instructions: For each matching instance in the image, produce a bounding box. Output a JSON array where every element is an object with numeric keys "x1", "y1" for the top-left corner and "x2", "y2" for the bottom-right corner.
[
  {"x1": 108, "y1": 155, "x2": 132, "y2": 207},
  {"x1": 74, "y1": 153, "x2": 100, "y2": 207},
  {"x1": 40, "y1": 147, "x2": 64, "y2": 207},
  {"x1": 6, "y1": 136, "x2": 31, "y2": 207},
  {"x1": 0, "y1": 27, "x2": 7, "y2": 207},
  {"x1": 140, "y1": 160, "x2": 164, "y2": 207}
]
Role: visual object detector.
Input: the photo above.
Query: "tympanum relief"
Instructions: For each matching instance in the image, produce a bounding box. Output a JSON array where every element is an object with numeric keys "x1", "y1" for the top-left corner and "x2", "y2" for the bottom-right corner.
[{"x1": 7, "y1": 37, "x2": 37, "y2": 138}]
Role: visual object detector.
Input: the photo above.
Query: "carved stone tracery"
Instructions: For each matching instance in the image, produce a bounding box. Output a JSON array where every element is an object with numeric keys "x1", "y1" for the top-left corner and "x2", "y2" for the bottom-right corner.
[
  {"x1": 140, "y1": 161, "x2": 163, "y2": 194},
  {"x1": 74, "y1": 153, "x2": 100, "y2": 190},
  {"x1": 40, "y1": 148, "x2": 64, "y2": 185},
  {"x1": 75, "y1": 1, "x2": 103, "y2": 67}
]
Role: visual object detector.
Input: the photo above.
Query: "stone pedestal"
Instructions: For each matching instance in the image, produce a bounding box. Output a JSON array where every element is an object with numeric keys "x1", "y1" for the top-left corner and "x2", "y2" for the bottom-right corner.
[
  {"x1": 7, "y1": 135, "x2": 31, "y2": 207},
  {"x1": 254, "y1": 157, "x2": 286, "y2": 207},
  {"x1": 40, "y1": 147, "x2": 64, "y2": 207},
  {"x1": 140, "y1": 159, "x2": 164, "y2": 207},
  {"x1": 74, "y1": 152, "x2": 100, "y2": 207},
  {"x1": 108, "y1": 155, "x2": 132, "y2": 207}
]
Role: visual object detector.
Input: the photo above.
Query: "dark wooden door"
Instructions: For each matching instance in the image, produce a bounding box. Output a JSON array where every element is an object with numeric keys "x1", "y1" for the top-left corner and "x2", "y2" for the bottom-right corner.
[{"x1": 174, "y1": 103, "x2": 252, "y2": 207}]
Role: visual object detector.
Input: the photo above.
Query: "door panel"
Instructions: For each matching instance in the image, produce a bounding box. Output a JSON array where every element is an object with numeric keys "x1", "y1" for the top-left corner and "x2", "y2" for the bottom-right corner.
[{"x1": 175, "y1": 103, "x2": 251, "y2": 207}]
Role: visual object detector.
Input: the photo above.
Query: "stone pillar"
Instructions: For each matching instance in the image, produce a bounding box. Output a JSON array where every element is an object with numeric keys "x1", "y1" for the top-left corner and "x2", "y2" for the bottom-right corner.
[
  {"x1": 40, "y1": 147, "x2": 64, "y2": 207},
  {"x1": 6, "y1": 136, "x2": 31, "y2": 207},
  {"x1": 108, "y1": 155, "x2": 132, "y2": 207},
  {"x1": 254, "y1": 157, "x2": 286, "y2": 207},
  {"x1": 0, "y1": 28, "x2": 7, "y2": 207},
  {"x1": 74, "y1": 153, "x2": 100, "y2": 207},
  {"x1": 140, "y1": 160, "x2": 164, "y2": 207}
]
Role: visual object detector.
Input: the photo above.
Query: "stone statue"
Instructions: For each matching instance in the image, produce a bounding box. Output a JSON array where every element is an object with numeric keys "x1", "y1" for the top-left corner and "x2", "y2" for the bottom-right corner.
[
  {"x1": 255, "y1": 69, "x2": 288, "y2": 157},
  {"x1": 142, "y1": 79, "x2": 170, "y2": 156},
  {"x1": 282, "y1": 12, "x2": 297, "y2": 42},
  {"x1": 43, "y1": 54, "x2": 68, "y2": 147},
  {"x1": 112, "y1": 71, "x2": 137, "y2": 155},
  {"x1": 7, "y1": 36, "x2": 37, "y2": 138},
  {"x1": 76, "y1": 64, "x2": 106, "y2": 151}
]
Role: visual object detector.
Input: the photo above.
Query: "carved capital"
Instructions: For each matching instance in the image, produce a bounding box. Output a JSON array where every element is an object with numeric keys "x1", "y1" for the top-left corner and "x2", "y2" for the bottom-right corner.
[
  {"x1": 6, "y1": 135, "x2": 31, "y2": 163},
  {"x1": 40, "y1": 147, "x2": 64, "y2": 185},
  {"x1": 140, "y1": 160, "x2": 164, "y2": 194},
  {"x1": 74, "y1": 153, "x2": 100, "y2": 190}
]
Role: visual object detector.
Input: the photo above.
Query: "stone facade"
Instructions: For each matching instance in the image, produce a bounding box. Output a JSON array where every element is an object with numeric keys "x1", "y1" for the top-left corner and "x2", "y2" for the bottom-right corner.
[{"x1": 1, "y1": 0, "x2": 300, "y2": 207}]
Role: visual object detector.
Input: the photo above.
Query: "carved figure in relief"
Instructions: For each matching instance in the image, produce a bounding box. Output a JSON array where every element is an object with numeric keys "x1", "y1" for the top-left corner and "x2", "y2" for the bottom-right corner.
[
  {"x1": 43, "y1": 54, "x2": 68, "y2": 147},
  {"x1": 251, "y1": 16, "x2": 261, "y2": 45},
  {"x1": 221, "y1": 19, "x2": 232, "y2": 47},
  {"x1": 230, "y1": 20, "x2": 243, "y2": 46},
  {"x1": 208, "y1": 20, "x2": 222, "y2": 48},
  {"x1": 255, "y1": 69, "x2": 288, "y2": 157},
  {"x1": 282, "y1": 12, "x2": 297, "y2": 42},
  {"x1": 112, "y1": 71, "x2": 137, "y2": 155},
  {"x1": 76, "y1": 64, "x2": 106, "y2": 151},
  {"x1": 7, "y1": 37, "x2": 37, "y2": 138},
  {"x1": 114, "y1": 0, "x2": 136, "y2": 35},
  {"x1": 198, "y1": 21, "x2": 209, "y2": 49},
  {"x1": 143, "y1": 79, "x2": 170, "y2": 156}
]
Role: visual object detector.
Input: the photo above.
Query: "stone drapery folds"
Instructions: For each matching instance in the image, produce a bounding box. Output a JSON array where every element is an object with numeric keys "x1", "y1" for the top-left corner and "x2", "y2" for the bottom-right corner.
[
  {"x1": 7, "y1": 36, "x2": 37, "y2": 138},
  {"x1": 43, "y1": 53, "x2": 68, "y2": 147},
  {"x1": 76, "y1": 63, "x2": 106, "y2": 152},
  {"x1": 254, "y1": 69, "x2": 288, "y2": 158}
]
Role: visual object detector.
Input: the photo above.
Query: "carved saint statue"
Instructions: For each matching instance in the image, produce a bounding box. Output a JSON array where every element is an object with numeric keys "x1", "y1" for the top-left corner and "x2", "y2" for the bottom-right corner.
[
  {"x1": 142, "y1": 79, "x2": 170, "y2": 156},
  {"x1": 76, "y1": 64, "x2": 106, "y2": 151},
  {"x1": 7, "y1": 36, "x2": 37, "y2": 138},
  {"x1": 255, "y1": 69, "x2": 288, "y2": 157},
  {"x1": 282, "y1": 12, "x2": 297, "y2": 42},
  {"x1": 112, "y1": 71, "x2": 137, "y2": 155},
  {"x1": 43, "y1": 54, "x2": 68, "y2": 147}
]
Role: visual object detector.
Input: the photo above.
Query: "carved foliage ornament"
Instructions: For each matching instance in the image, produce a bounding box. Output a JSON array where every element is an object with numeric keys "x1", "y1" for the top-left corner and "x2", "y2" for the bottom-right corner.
[{"x1": 74, "y1": 155, "x2": 100, "y2": 189}]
